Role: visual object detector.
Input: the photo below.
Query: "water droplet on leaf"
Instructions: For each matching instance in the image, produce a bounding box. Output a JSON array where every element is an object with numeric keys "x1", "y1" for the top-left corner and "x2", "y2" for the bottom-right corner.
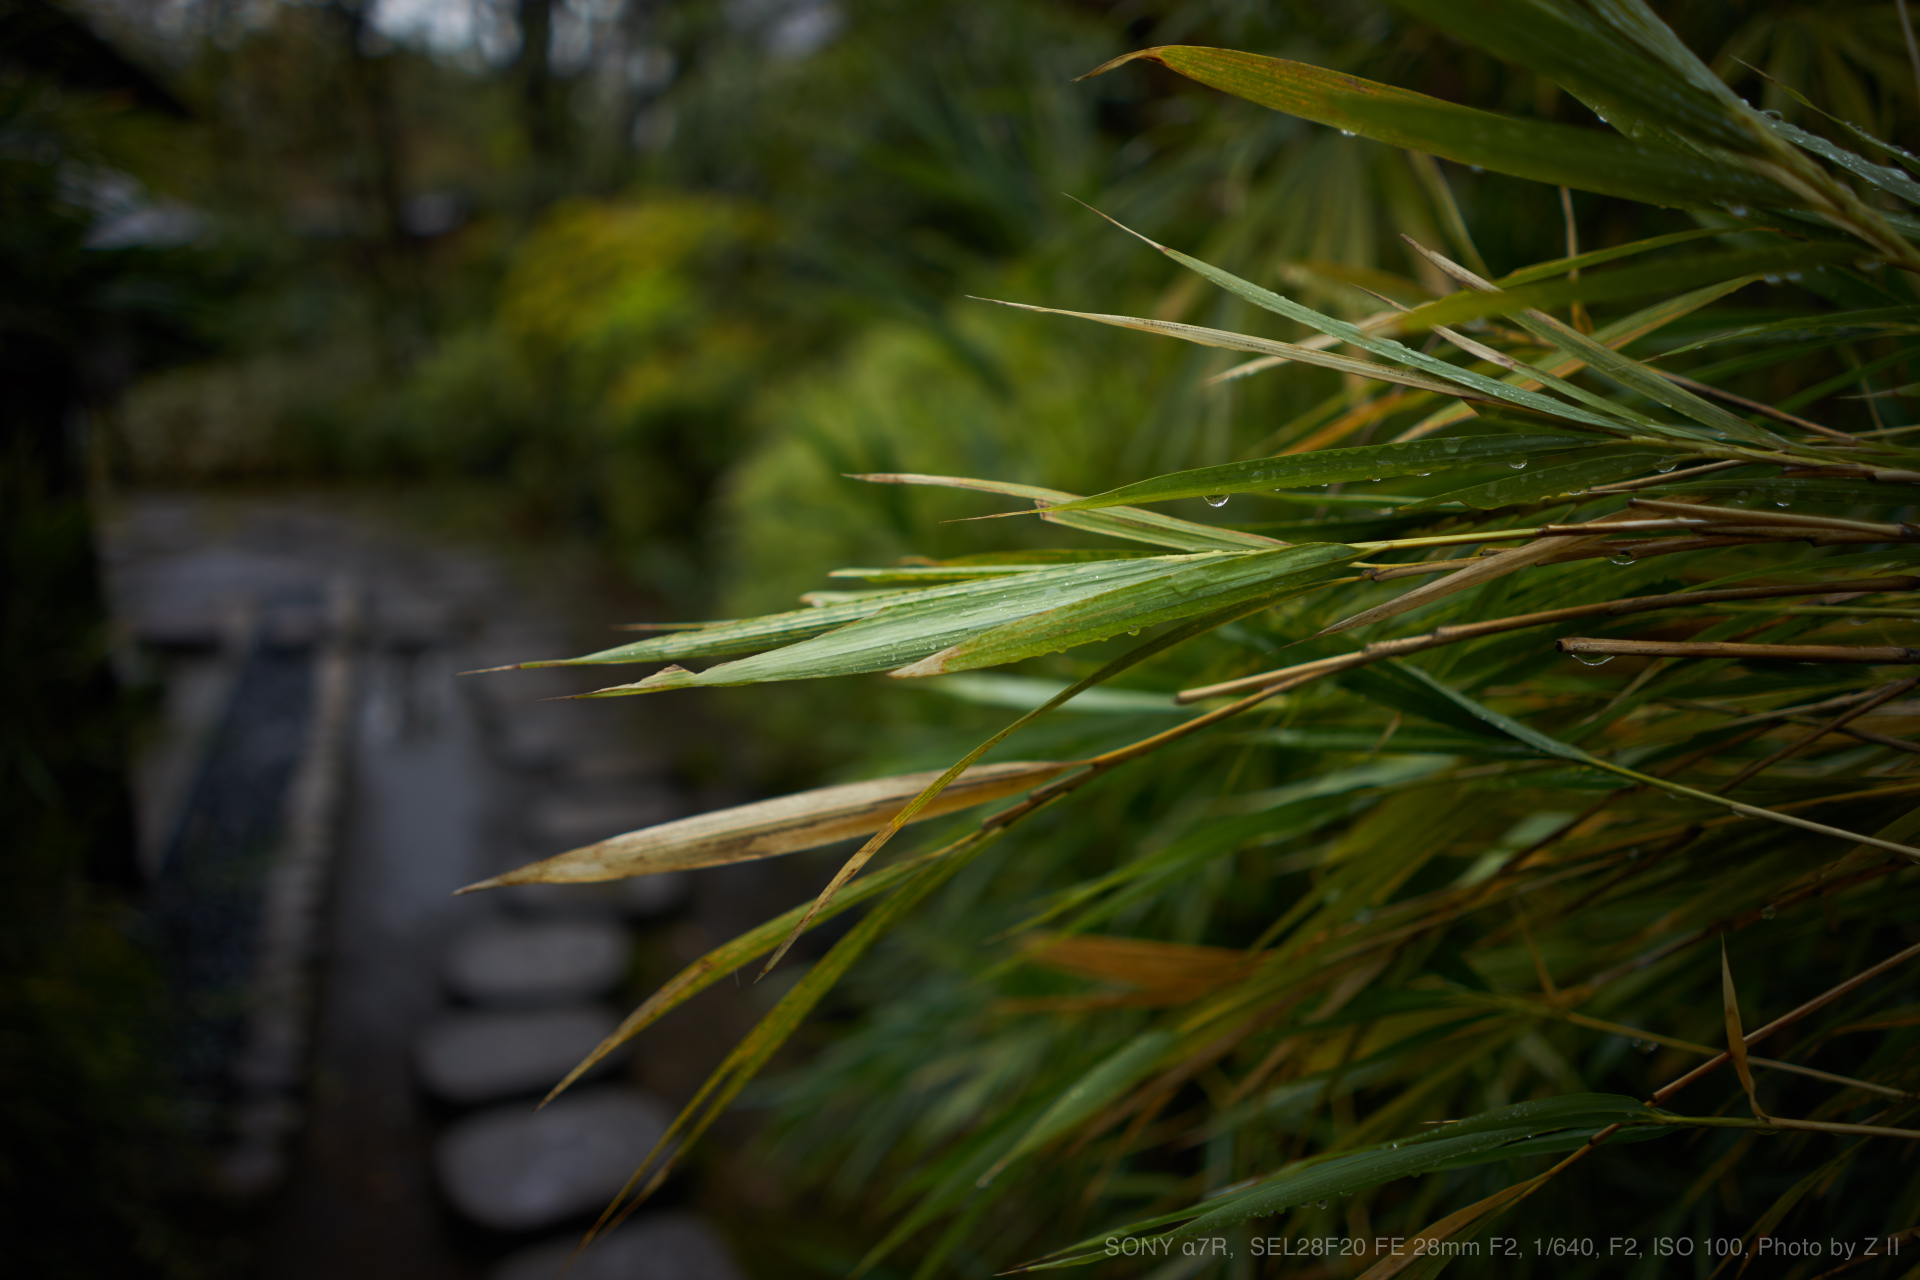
[
  {"x1": 1204, "y1": 494, "x2": 1229, "y2": 508},
  {"x1": 1762, "y1": 905, "x2": 1777, "y2": 920},
  {"x1": 1573, "y1": 652, "x2": 1613, "y2": 666},
  {"x1": 1609, "y1": 552, "x2": 1636, "y2": 566},
  {"x1": 1508, "y1": 459, "x2": 1528, "y2": 470}
]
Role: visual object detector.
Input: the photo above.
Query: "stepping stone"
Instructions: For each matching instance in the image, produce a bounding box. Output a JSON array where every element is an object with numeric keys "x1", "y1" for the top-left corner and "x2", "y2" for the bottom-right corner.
[
  {"x1": 413, "y1": 1007, "x2": 623, "y2": 1105},
  {"x1": 443, "y1": 920, "x2": 631, "y2": 1005},
  {"x1": 490, "y1": 1212, "x2": 744, "y2": 1280},
  {"x1": 434, "y1": 1089, "x2": 672, "y2": 1233}
]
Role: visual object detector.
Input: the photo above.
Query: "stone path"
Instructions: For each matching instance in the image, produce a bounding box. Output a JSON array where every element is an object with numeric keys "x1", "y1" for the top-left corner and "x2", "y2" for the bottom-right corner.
[{"x1": 102, "y1": 492, "x2": 782, "y2": 1279}]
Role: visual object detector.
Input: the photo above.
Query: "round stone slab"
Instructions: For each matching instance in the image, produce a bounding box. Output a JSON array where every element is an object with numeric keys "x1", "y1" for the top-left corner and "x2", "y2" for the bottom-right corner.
[
  {"x1": 435, "y1": 1089, "x2": 671, "y2": 1232},
  {"x1": 413, "y1": 1007, "x2": 622, "y2": 1105},
  {"x1": 490, "y1": 1212, "x2": 744, "y2": 1280},
  {"x1": 443, "y1": 919, "x2": 631, "y2": 1005}
]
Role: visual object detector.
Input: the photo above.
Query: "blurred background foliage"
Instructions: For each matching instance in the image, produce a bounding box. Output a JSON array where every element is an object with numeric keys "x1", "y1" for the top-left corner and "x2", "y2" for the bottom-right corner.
[{"x1": 11, "y1": 0, "x2": 1920, "y2": 1273}]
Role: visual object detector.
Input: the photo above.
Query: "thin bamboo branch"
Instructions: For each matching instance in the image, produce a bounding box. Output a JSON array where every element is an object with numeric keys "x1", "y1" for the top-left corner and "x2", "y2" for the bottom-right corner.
[
  {"x1": 1651, "y1": 938, "x2": 1920, "y2": 1105},
  {"x1": 1652, "y1": 370, "x2": 1863, "y2": 444},
  {"x1": 1628, "y1": 495, "x2": 1920, "y2": 539},
  {"x1": 1557, "y1": 638, "x2": 1920, "y2": 664},
  {"x1": 1715, "y1": 679, "x2": 1919, "y2": 792},
  {"x1": 1177, "y1": 577, "x2": 1917, "y2": 703}
]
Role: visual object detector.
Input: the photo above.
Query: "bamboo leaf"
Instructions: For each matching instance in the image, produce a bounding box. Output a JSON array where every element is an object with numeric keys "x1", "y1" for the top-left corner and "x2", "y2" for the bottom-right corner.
[
  {"x1": 1388, "y1": 0, "x2": 1756, "y2": 153},
  {"x1": 542, "y1": 850, "x2": 943, "y2": 1103},
  {"x1": 1083, "y1": 46, "x2": 1783, "y2": 208},
  {"x1": 977, "y1": 1029, "x2": 1178, "y2": 1186},
  {"x1": 979, "y1": 298, "x2": 1503, "y2": 402},
  {"x1": 1402, "y1": 450, "x2": 1670, "y2": 511},
  {"x1": 1496, "y1": 227, "x2": 1738, "y2": 285},
  {"x1": 1019, "y1": 1095, "x2": 1665, "y2": 1268},
  {"x1": 1395, "y1": 243, "x2": 1858, "y2": 332},
  {"x1": 1722, "y1": 939, "x2": 1769, "y2": 1121},
  {"x1": 1399, "y1": 238, "x2": 1791, "y2": 448},
  {"x1": 586, "y1": 555, "x2": 1238, "y2": 695},
  {"x1": 458, "y1": 761, "x2": 1073, "y2": 891},
  {"x1": 891, "y1": 544, "x2": 1361, "y2": 677},
  {"x1": 1040, "y1": 436, "x2": 1600, "y2": 514},
  {"x1": 852, "y1": 472, "x2": 1283, "y2": 551}
]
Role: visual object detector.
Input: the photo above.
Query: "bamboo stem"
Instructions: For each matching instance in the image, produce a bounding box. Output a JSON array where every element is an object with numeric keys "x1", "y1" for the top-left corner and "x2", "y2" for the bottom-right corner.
[
  {"x1": 1628, "y1": 495, "x2": 1920, "y2": 539},
  {"x1": 1557, "y1": 638, "x2": 1920, "y2": 664}
]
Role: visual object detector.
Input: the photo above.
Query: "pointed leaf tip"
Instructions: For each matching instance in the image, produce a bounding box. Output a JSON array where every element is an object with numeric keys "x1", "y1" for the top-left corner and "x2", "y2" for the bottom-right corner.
[{"x1": 1074, "y1": 46, "x2": 1171, "y2": 82}]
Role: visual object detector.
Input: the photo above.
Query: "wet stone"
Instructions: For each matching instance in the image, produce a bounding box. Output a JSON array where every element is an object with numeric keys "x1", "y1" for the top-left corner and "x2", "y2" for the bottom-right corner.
[
  {"x1": 443, "y1": 920, "x2": 631, "y2": 1006},
  {"x1": 434, "y1": 1089, "x2": 672, "y2": 1233},
  {"x1": 490, "y1": 1212, "x2": 745, "y2": 1280},
  {"x1": 412, "y1": 1006, "x2": 623, "y2": 1105}
]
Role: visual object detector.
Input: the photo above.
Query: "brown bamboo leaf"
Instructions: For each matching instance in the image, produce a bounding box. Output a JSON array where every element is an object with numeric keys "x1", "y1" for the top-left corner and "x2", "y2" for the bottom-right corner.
[
  {"x1": 1723, "y1": 939, "x2": 1769, "y2": 1121},
  {"x1": 1026, "y1": 934, "x2": 1261, "y2": 994},
  {"x1": 1357, "y1": 1175, "x2": 1544, "y2": 1280},
  {"x1": 457, "y1": 761, "x2": 1071, "y2": 892}
]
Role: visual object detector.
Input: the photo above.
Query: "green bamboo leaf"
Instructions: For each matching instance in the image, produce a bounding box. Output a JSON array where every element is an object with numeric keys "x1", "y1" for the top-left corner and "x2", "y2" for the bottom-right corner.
[
  {"x1": 1495, "y1": 227, "x2": 1736, "y2": 286},
  {"x1": 1084, "y1": 46, "x2": 1784, "y2": 209},
  {"x1": 977, "y1": 1029, "x2": 1178, "y2": 1186},
  {"x1": 852, "y1": 472, "x2": 1282, "y2": 551},
  {"x1": 1020, "y1": 1095, "x2": 1665, "y2": 1268},
  {"x1": 892, "y1": 544, "x2": 1362, "y2": 677},
  {"x1": 593, "y1": 555, "x2": 1222, "y2": 694},
  {"x1": 1390, "y1": 0, "x2": 1757, "y2": 151},
  {"x1": 1659, "y1": 306, "x2": 1920, "y2": 358},
  {"x1": 1390, "y1": 663, "x2": 1920, "y2": 862},
  {"x1": 540, "y1": 849, "x2": 945, "y2": 1103},
  {"x1": 981, "y1": 299, "x2": 1506, "y2": 403},
  {"x1": 1401, "y1": 450, "x2": 1669, "y2": 511},
  {"x1": 1397, "y1": 243, "x2": 1858, "y2": 331},
  {"x1": 920, "y1": 674, "x2": 1188, "y2": 715},
  {"x1": 1074, "y1": 216, "x2": 1658, "y2": 439},
  {"x1": 1042, "y1": 436, "x2": 1600, "y2": 514},
  {"x1": 1760, "y1": 113, "x2": 1920, "y2": 206},
  {"x1": 1400, "y1": 239, "x2": 1790, "y2": 448}
]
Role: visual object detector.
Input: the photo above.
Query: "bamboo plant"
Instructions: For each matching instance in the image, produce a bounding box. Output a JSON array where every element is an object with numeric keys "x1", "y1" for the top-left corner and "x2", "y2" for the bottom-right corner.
[{"x1": 476, "y1": 1, "x2": 1920, "y2": 1272}]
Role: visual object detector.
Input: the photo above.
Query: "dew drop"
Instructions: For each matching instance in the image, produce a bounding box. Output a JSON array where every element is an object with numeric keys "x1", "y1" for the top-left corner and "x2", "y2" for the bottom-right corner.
[
  {"x1": 1630, "y1": 1038, "x2": 1643, "y2": 1050},
  {"x1": 1339, "y1": 128, "x2": 1357, "y2": 138},
  {"x1": 1727, "y1": 204, "x2": 1749, "y2": 217},
  {"x1": 1204, "y1": 494, "x2": 1229, "y2": 508},
  {"x1": 1370, "y1": 477, "x2": 1383, "y2": 483},
  {"x1": 1573, "y1": 652, "x2": 1613, "y2": 666},
  {"x1": 1416, "y1": 471, "x2": 1431, "y2": 477},
  {"x1": 1761, "y1": 904, "x2": 1777, "y2": 920},
  {"x1": 1656, "y1": 459, "x2": 1678, "y2": 474},
  {"x1": 1785, "y1": 271, "x2": 1803, "y2": 282},
  {"x1": 1317, "y1": 1200, "x2": 1330, "y2": 1210},
  {"x1": 1508, "y1": 459, "x2": 1528, "y2": 470},
  {"x1": 1637, "y1": 1039, "x2": 1657, "y2": 1054},
  {"x1": 1764, "y1": 273, "x2": 1782, "y2": 285},
  {"x1": 1856, "y1": 259, "x2": 1886, "y2": 271},
  {"x1": 1609, "y1": 552, "x2": 1637, "y2": 566},
  {"x1": 1469, "y1": 164, "x2": 1485, "y2": 174},
  {"x1": 1127, "y1": 626, "x2": 1141, "y2": 637}
]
